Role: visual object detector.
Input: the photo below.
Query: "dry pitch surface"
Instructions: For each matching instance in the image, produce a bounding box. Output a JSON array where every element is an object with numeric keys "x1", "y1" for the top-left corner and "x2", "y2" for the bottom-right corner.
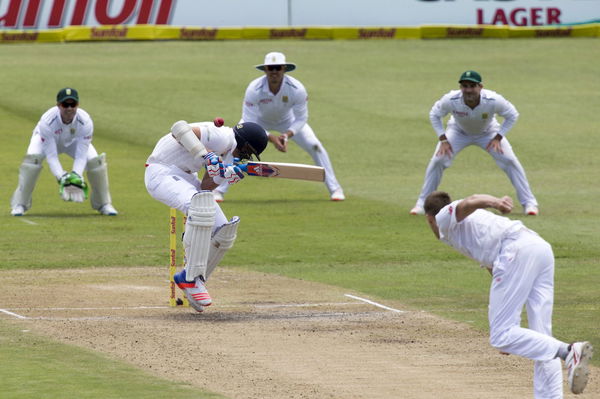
[{"x1": 1, "y1": 267, "x2": 597, "y2": 399}]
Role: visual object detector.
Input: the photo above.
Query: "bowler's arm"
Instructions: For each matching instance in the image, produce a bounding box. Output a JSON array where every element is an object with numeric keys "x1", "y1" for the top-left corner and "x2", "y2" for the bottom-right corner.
[{"x1": 455, "y1": 194, "x2": 513, "y2": 222}]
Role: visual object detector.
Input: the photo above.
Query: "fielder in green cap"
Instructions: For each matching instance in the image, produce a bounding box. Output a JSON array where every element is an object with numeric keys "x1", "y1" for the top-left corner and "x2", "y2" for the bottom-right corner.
[
  {"x1": 410, "y1": 71, "x2": 539, "y2": 217},
  {"x1": 458, "y1": 70, "x2": 482, "y2": 84},
  {"x1": 10, "y1": 88, "x2": 118, "y2": 216}
]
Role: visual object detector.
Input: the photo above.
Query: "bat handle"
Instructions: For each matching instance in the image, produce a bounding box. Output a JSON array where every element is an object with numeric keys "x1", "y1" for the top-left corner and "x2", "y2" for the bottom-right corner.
[{"x1": 237, "y1": 164, "x2": 248, "y2": 173}]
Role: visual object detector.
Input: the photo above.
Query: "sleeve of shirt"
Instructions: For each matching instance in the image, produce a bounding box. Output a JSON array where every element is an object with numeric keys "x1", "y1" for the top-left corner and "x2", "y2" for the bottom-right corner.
[
  {"x1": 494, "y1": 93, "x2": 519, "y2": 137},
  {"x1": 39, "y1": 124, "x2": 64, "y2": 179},
  {"x1": 288, "y1": 84, "x2": 308, "y2": 134},
  {"x1": 72, "y1": 118, "x2": 93, "y2": 175},
  {"x1": 241, "y1": 83, "x2": 261, "y2": 124},
  {"x1": 429, "y1": 95, "x2": 450, "y2": 137},
  {"x1": 435, "y1": 200, "x2": 461, "y2": 241}
]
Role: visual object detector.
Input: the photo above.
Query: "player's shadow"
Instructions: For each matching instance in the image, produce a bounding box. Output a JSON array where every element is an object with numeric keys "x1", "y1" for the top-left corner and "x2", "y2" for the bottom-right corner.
[
  {"x1": 224, "y1": 198, "x2": 332, "y2": 204},
  {"x1": 17, "y1": 213, "x2": 108, "y2": 218}
]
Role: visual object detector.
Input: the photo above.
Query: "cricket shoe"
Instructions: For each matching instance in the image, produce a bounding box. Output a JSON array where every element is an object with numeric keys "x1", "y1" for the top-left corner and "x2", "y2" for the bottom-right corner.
[
  {"x1": 410, "y1": 205, "x2": 424, "y2": 215},
  {"x1": 566, "y1": 341, "x2": 594, "y2": 394},
  {"x1": 173, "y1": 269, "x2": 212, "y2": 312},
  {"x1": 330, "y1": 188, "x2": 345, "y2": 201},
  {"x1": 212, "y1": 190, "x2": 224, "y2": 203},
  {"x1": 11, "y1": 205, "x2": 25, "y2": 216},
  {"x1": 99, "y1": 204, "x2": 118, "y2": 216},
  {"x1": 524, "y1": 205, "x2": 539, "y2": 216}
]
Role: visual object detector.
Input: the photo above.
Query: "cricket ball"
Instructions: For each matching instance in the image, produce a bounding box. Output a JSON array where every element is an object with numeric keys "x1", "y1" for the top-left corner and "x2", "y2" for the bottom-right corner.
[{"x1": 213, "y1": 117, "x2": 224, "y2": 127}]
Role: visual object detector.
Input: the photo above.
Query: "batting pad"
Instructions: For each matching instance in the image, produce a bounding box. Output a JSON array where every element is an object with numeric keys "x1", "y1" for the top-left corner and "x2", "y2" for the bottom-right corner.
[
  {"x1": 205, "y1": 216, "x2": 240, "y2": 280},
  {"x1": 11, "y1": 154, "x2": 44, "y2": 210},
  {"x1": 86, "y1": 153, "x2": 112, "y2": 210},
  {"x1": 184, "y1": 191, "x2": 216, "y2": 282}
]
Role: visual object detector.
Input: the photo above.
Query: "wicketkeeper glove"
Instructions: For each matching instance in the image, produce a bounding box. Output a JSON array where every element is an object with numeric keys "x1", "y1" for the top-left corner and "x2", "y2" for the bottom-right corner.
[
  {"x1": 203, "y1": 152, "x2": 223, "y2": 178},
  {"x1": 58, "y1": 172, "x2": 89, "y2": 202}
]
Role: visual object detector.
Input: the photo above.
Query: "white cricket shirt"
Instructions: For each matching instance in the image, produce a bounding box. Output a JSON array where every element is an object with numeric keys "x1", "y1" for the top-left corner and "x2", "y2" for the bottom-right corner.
[
  {"x1": 35, "y1": 106, "x2": 93, "y2": 178},
  {"x1": 146, "y1": 122, "x2": 236, "y2": 173},
  {"x1": 241, "y1": 75, "x2": 308, "y2": 134},
  {"x1": 436, "y1": 200, "x2": 526, "y2": 268},
  {"x1": 429, "y1": 89, "x2": 519, "y2": 137}
]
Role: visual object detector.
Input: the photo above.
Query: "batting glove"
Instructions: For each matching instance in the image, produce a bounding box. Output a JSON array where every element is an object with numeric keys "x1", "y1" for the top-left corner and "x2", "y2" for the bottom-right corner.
[
  {"x1": 203, "y1": 152, "x2": 222, "y2": 178},
  {"x1": 222, "y1": 165, "x2": 245, "y2": 185}
]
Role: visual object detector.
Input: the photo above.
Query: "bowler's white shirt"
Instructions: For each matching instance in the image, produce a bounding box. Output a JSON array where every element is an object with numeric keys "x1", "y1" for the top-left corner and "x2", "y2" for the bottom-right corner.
[
  {"x1": 436, "y1": 200, "x2": 525, "y2": 268},
  {"x1": 430, "y1": 89, "x2": 519, "y2": 137},
  {"x1": 241, "y1": 75, "x2": 308, "y2": 134},
  {"x1": 35, "y1": 106, "x2": 93, "y2": 178},
  {"x1": 146, "y1": 122, "x2": 236, "y2": 173}
]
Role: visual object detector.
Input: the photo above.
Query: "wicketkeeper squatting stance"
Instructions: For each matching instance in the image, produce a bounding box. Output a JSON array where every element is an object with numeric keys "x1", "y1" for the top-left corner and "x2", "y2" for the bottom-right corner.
[
  {"x1": 145, "y1": 119, "x2": 268, "y2": 312},
  {"x1": 411, "y1": 71, "x2": 538, "y2": 216},
  {"x1": 424, "y1": 191, "x2": 593, "y2": 398},
  {"x1": 10, "y1": 88, "x2": 118, "y2": 216}
]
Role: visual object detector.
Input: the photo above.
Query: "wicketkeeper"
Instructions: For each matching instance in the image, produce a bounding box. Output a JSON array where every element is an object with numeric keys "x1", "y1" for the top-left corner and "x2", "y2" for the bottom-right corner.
[
  {"x1": 145, "y1": 119, "x2": 268, "y2": 312},
  {"x1": 10, "y1": 88, "x2": 118, "y2": 216}
]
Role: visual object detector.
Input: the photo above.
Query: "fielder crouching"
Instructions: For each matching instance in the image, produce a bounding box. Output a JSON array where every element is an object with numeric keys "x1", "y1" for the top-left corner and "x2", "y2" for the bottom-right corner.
[
  {"x1": 145, "y1": 119, "x2": 268, "y2": 312},
  {"x1": 10, "y1": 88, "x2": 118, "y2": 216}
]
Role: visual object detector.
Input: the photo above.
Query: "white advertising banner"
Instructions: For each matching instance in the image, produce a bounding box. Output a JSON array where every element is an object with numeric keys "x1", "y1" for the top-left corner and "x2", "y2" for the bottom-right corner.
[{"x1": 1, "y1": 0, "x2": 598, "y2": 29}]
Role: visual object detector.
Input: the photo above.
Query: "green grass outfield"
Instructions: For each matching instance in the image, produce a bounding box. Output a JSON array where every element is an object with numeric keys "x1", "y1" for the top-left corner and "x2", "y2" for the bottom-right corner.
[{"x1": 1, "y1": 39, "x2": 599, "y2": 398}]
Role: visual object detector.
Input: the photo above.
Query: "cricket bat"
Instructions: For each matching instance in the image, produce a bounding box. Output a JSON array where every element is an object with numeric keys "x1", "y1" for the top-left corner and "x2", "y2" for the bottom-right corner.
[{"x1": 238, "y1": 161, "x2": 325, "y2": 182}]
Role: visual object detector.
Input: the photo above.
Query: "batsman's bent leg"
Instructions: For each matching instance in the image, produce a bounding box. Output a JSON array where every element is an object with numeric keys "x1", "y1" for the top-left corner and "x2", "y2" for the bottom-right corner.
[
  {"x1": 183, "y1": 191, "x2": 215, "y2": 282},
  {"x1": 11, "y1": 154, "x2": 44, "y2": 213},
  {"x1": 205, "y1": 216, "x2": 240, "y2": 280}
]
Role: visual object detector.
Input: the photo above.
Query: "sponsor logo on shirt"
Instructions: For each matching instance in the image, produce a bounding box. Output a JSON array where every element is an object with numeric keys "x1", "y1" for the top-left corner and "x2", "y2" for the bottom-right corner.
[
  {"x1": 453, "y1": 111, "x2": 468, "y2": 117},
  {"x1": 259, "y1": 98, "x2": 272, "y2": 104},
  {"x1": 54, "y1": 129, "x2": 61, "y2": 135},
  {"x1": 448, "y1": 205, "x2": 453, "y2": 215}
]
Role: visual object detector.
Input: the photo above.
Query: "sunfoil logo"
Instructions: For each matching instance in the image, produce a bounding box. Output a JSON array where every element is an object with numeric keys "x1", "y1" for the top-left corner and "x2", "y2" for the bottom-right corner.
[{"x1": 0, "y1": 0, "x2": 175, "y2": 29}]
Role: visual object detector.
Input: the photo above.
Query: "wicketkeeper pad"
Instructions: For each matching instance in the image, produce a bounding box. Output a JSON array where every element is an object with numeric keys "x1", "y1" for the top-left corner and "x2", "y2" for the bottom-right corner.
[
  {"x1": 205, "y1": 216, "x2": 240, "y2": 280},
  {"x1": 11, "y1": 154, "x2": 43, "y2": 210},
  {"x1": 183, "y1": 191, "x2": 216, "y2": 282},
  {"x1": 86, "y1": 153, "x2": 112, "y2": 210}
]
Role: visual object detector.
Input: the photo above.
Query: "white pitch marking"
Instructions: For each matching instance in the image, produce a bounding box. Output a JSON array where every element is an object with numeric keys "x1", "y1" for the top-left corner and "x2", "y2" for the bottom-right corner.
[
  {"x1": 7, "y1": 306, "x2": 168, "y2": 311},
  {"x1": 18, "y1": 218, "x2": 38, "y2": 225},
  {"x1": 344, "y1": 294, "x2": 405, "y2": 313},
  {"x1": 253, "y1": 302, "x2": 358, "y2": 309},
  {"x1": 0, "y1": 308, "x2": 29, "y2": 319}
]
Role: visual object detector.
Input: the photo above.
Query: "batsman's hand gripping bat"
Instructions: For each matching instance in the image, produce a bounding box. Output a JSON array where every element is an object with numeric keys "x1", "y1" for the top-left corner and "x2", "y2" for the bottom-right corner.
[{"x1": 237, "y1": 161, "x2": 325, "y2": 182}]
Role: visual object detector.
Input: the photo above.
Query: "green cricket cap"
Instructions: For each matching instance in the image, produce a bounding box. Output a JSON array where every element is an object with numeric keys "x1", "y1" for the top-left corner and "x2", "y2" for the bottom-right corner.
[
  {"x1": 57, "y1": 87, "x2": 79, "y2": 103},
  {"x1": 458, "y1": 70, "x2": 482, "y2": 84}
]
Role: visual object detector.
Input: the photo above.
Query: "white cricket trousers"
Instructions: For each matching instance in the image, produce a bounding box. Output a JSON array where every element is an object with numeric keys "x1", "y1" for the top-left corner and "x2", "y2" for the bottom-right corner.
[
  {"x1": 415, "y1": 125, "x2": 537, "y2": 208},
  {"x1": 489, "y1": 230, "x2": 564, "y2": 399},
  {"x1": 144, "y1": 163, "x2": 227, "y2": 231},
  {"x1": 216, "y1": 123, "x2": 342, "y2": 195}
]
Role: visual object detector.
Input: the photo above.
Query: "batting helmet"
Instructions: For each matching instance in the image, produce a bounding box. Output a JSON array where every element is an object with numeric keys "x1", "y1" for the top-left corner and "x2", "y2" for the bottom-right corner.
[{"x1": 233, "y1": 122, "x2": 268, "y2": 161}]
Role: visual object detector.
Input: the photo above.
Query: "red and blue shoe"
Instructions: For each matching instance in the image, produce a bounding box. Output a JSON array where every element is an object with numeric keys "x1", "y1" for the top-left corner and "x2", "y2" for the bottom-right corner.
[{"x1": 174, "y1": 269, "x2": 212, "y2": 312}]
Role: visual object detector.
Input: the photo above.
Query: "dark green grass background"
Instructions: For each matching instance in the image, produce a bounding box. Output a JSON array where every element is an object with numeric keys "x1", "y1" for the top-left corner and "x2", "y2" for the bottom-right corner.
[{"x1": 1, "y1": 39, "x2": 599, "y2": 397}]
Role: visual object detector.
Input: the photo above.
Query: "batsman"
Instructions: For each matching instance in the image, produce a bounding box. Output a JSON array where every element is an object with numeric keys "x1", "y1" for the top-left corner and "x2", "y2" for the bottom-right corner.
[{"x1": 145, "y1": 118, "x2": 268, "y2": 312}]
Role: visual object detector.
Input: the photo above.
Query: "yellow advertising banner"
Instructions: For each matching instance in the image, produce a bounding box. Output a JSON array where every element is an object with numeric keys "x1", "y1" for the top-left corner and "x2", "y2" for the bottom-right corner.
[{"x1": 0, "y1": 24, "x2": 598, "y2": 44}]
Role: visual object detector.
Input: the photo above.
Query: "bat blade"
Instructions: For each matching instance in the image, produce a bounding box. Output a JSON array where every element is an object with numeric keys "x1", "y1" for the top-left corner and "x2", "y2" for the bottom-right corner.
[{"x1": 243, "y1": 162, "x2": 325, "y2": 182}]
